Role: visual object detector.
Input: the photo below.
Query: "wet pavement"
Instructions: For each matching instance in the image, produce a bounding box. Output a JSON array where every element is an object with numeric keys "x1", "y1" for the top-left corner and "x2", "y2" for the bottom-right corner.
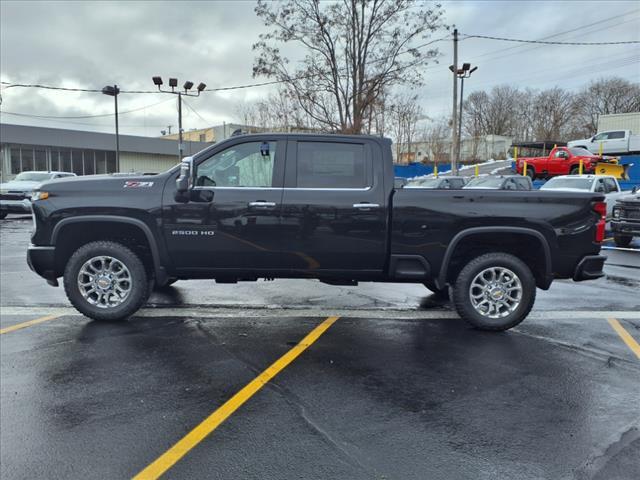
[{"x1": 2, "y1": 214, "x2": 640, "y2": 479}]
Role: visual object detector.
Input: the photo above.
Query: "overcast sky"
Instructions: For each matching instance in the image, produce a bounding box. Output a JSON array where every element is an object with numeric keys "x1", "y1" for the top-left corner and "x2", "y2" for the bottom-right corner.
[{"x1": 1, "y1": 0, "x2": 639, "y2": 137}]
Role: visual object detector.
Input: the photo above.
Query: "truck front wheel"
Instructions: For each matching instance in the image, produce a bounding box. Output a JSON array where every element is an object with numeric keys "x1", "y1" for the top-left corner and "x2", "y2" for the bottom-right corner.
[
  {"x1": 452, "y1": 252, "x2": 536, "y2": 331},
  {"x1": 63, "y1": 241, "x2": 150, "y2": 321}
]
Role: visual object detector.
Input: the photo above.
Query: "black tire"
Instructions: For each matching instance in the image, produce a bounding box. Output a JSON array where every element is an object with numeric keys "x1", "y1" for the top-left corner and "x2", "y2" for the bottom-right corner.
[
  {"x1": 452, "y1": 252, "x2": 536, "y2": 331},
  {"x1": 423, "y1": 280, "x2": 450, "y2": 299},
  {"x1": 524, "y1": 167, "x2": 535, "y2": 180},
  {"x1": 63, "y1": 241, "x2": 150, "y2": 321},
  {"x1": 614, "y1": 235, "x2": 632, "y2": 248},
  {"x1": 570, "y1": 166, "x2": 580, "y2": 175}
]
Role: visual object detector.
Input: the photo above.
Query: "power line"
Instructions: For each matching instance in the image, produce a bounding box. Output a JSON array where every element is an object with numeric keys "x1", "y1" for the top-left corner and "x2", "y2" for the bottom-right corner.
[
  {"x1": 462, "y1": 34, "x2": 640, "y2": 46},
  {"x1": 0, "y1": 36, "x2": 450, "y2": 96},
  {"x1": 0, "y1": 98, "x2": 174, "y2": 119},
  {"x1": 468, "y1": 10, "x2": 640, "y2": 63},
  {"x1": 181, "y1": 97, "x2": 211, "y2": 124}
]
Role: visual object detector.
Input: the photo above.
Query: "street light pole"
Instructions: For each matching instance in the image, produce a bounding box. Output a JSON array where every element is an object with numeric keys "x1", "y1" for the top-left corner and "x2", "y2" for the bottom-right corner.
[
  {"x1": 450, "y1": 28, "x2": 458, "y2": 175},
  {"x1": 178, "y1": 92, "x2": 183, "y2": 159},
  {"x1": 458, "y1": 76, "x2": 464, "y2": 162},
  {"x1": 450, "y1": 63, "x2": 477, "y2": 167},
  {"x1": 101, "y1": 84, "x2": 120, "y2": 171},
  {"x1": 152, "y1": 76, "x2": 206, "y2": 160}
]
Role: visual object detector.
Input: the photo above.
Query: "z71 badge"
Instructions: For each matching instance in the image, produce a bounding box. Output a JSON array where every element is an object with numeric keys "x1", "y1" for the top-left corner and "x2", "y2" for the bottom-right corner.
[{"x1": 123, "y1": 181, "x2": 154, "y2": 188}]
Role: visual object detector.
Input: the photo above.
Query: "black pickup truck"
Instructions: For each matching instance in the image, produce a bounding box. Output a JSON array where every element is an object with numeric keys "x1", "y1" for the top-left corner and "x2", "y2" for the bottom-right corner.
[{"x1": 28, "y1": 134, "x2": 607, "y2": 331}]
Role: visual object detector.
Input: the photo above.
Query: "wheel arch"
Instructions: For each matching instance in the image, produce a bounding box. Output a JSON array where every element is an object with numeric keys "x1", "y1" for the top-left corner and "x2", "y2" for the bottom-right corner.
[
  {"x1": 51, "y1": 215, "x2": 167, "y2": 283},
  {"x1": 437, "y1": 227, "x2": 553, "y2": 290}
]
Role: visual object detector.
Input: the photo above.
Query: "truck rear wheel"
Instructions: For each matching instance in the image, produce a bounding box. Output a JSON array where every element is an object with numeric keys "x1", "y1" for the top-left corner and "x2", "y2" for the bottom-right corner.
[
  {"x1": 63, "y1": 241, "x2": 150, "y2": 321},
  {"x1": 452, "y1": 252, "x2": 536, "y2": 331}
]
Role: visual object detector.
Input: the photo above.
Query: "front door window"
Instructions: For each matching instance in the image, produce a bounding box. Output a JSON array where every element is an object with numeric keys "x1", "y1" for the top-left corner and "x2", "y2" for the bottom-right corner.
[{"x1": 195, "y1": 141, "x2": 277, "y2": 187}]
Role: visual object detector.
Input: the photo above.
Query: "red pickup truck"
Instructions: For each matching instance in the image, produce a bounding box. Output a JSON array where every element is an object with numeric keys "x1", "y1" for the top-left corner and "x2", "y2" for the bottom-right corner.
[{"x1": 516, "y1": 147, "x2": 601, "y2": 179}]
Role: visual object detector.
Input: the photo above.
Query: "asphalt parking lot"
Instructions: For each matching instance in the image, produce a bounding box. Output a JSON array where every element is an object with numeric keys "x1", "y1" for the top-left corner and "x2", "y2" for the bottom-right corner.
[{"x1": 2, "y1": 214, "x2": 640, "y2": 479}]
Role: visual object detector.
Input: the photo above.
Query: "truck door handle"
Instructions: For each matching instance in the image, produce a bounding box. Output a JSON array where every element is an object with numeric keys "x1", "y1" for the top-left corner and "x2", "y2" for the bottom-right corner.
[
  {"x1": 248, "y1": 201, "x2": 276, "y2": 208},
  {"x1": 353, "y1": 203, "x2": 380, "y2": 209}
]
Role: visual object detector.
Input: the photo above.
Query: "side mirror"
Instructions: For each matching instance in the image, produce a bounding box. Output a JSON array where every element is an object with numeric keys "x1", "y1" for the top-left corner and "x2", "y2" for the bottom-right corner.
[
  {"x1": 632, "y1": 185, "x2": 638, "y2": 194},
  {"x1": 176, "y1": 157, "x2": 193, "y2": 193},
  {"x1": 175, "y1": 157, "x2": 193, "y2": 202}
]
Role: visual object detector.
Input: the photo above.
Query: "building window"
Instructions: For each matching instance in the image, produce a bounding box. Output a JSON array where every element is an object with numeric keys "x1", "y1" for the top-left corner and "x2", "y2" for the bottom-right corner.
[
  {"x1": 10, "y1": 147, "x2": 21, "y2": 174},
  {"x1": 84, "y1": 150, "x2": 95, "y2": 175},
  {"x1": 199, "y1": 133, "x2": 206, "y2": 142},
  {"x1": 35, "y1": 149, "x2": 47, "y2": 171},
  {"x1": 95, "y1": 151, "x2": 106, "y2": 174},
  {"x1": 22, "y1": 148, "x2": 34, "y2": 171},
  {"x1": 60, "y1": 150, "x2": 72, "y2": 172},
  {"x1": 106, "y1": 151, "x2": 116, "y2": 173},
  {"x1": 71, "y1": 150, "x2": 84, "y2": 175}
]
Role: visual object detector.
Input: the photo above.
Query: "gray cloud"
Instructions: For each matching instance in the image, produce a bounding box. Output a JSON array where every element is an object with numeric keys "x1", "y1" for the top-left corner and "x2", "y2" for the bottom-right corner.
[{"x1": 1, "y1": 0, "x2": 638, "y2": 136}]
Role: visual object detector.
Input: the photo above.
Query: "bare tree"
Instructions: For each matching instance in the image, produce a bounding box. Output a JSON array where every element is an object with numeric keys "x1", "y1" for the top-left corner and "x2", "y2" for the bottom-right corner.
[
  {"x1": 574, "y1": 77, "x2": 640, "y2": 135},
  {"x1": 388, "y1": 94, "x2": 423, "y2": 162},
  {"x1": 253, "y1": 0, "x2": 446, "y2": 134},
  {"x1": 425, "y1": 117, "x2": 450, "y2": 165},
  {"x1": 531, "y1": 87, "x2": 575, "y2": 140}
]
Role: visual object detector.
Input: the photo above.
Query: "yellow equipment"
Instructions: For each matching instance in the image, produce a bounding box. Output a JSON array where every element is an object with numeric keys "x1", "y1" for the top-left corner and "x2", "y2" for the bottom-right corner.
[{"x1": 594, "y1": 157, "x2": 630, "y2": 180}]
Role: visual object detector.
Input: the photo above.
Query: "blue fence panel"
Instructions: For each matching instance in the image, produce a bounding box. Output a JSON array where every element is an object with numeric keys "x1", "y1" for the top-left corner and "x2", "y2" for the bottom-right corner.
[{"x1": 394, "y1": 163, "x2": 452, "y2": 178}]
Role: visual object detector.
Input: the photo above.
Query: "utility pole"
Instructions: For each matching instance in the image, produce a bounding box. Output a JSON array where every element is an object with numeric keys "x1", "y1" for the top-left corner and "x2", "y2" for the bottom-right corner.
[
  {"x1": 451, "y1": 28, "x2": 458, "y2": 175},
  {"x1": 178, "y1": 92, "x2": 183, "y2": 159}
]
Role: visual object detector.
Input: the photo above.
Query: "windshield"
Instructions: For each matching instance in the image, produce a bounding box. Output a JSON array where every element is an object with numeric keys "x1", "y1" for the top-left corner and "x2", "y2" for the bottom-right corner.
[
  {"x1": 541, "y1": 177, "x2": 593, "y2": 190},
  {"x1": 13, "y1": 172, "x2": 53, "y2": 182},
  {"x1": 407, "y1": 178, "x2": 441, "y2": 188},
  {"x1": 569, "y1": 147, "x2": 593, "y2": 157},
  {"x1": 464, "y1": 176, "x2": 504, "y2": 188}
]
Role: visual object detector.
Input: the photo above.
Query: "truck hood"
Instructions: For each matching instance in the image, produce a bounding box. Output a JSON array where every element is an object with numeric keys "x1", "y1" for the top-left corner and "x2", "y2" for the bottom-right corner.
[
  {"x1": 35, "y1": 172, "x2": 169, "y2": 199},
  {"x1": 0, "y1": 180, "x2": 43, "y2": 192},
  {"x1": 617, "y1": 193, "x2": 640, "y2": 205}
]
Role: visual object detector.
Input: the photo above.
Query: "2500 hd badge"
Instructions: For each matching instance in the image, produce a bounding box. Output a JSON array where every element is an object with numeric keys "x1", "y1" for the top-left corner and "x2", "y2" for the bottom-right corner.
[{"x1": 171, "y1": 230, "x2": 215, "y2": 236}]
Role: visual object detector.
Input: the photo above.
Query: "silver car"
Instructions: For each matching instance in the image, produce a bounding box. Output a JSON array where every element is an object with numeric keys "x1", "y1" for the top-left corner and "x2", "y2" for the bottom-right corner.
[{"x1": 0, "y1": 171, "x2": 76, "y2": 218}]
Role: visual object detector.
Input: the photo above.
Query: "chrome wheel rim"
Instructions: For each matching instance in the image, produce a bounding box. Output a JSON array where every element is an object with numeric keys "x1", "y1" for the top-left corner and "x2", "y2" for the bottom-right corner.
[
  {"x1": 77, "y1": 256, "x2": 132, "y2": 308},
  {"x1": 469, "y1": 267, "x2": 522, "y2": 319}
]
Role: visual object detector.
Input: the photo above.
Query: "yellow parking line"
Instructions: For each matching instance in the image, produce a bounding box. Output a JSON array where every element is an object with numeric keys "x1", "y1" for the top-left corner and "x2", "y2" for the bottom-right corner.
[
  {"x1": 133, "y1": 315, "x2": 340, "y2": 480},
  {"x1": 608, "y1": 318, "x2": 640, "y2": 360},
  {"x1": 0, "y1": 315, "x2": 61, "y2": 335}
]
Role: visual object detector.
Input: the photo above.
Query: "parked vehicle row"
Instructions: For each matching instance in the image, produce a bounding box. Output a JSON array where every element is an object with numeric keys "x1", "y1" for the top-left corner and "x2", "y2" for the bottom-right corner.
[
  {"x1": 405, "y1": 175, "x2": 533, "y2": 190},
  {"x1": 0, "y1": 171, "x2": 76, "y2": 218}
]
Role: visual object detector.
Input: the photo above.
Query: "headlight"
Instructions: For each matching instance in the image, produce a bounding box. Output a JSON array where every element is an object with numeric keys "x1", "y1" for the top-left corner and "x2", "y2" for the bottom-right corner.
[
  {"x1": 31, "y1": 191, "x2": 49, "y2": 201},
  {"x1": 613, "y1": 207, "x2": 621, "y2": 219}
]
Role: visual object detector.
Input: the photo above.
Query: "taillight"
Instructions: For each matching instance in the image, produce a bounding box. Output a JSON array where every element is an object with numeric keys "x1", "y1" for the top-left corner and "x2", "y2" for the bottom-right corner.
[{"x1": 592, "y1": 201, "x2": 606, "y2": 243}]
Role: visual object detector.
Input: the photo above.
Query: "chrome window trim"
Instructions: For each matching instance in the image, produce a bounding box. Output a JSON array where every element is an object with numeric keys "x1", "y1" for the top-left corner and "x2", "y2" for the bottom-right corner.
[
  {"x1": 192, "y1": 186, "x2": 281, "y2": 191},
  {"x1": 283, "y1": 186, "x2": 373, "y2": 192},
  {"x1": 191, "y1": 186, "x2": 373, "y2": 192}
]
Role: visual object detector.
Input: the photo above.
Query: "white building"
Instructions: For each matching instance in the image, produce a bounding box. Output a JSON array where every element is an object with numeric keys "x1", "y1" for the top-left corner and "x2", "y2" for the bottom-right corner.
[{"x1": 393, "y1": 134, "x2": 513, "y2": 164}]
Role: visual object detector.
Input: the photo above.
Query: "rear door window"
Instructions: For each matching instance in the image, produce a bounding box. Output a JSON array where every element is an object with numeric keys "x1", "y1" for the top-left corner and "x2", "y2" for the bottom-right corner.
[
  {"x1": 608, "y1": 131, "x2": 625, "y2": 139},
  {"x1": 603, "y1": 177, "x2": 618, "y2": 193},
  {"x1": 296, "y1": 142, "x2": 368, "y2": 188}
]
